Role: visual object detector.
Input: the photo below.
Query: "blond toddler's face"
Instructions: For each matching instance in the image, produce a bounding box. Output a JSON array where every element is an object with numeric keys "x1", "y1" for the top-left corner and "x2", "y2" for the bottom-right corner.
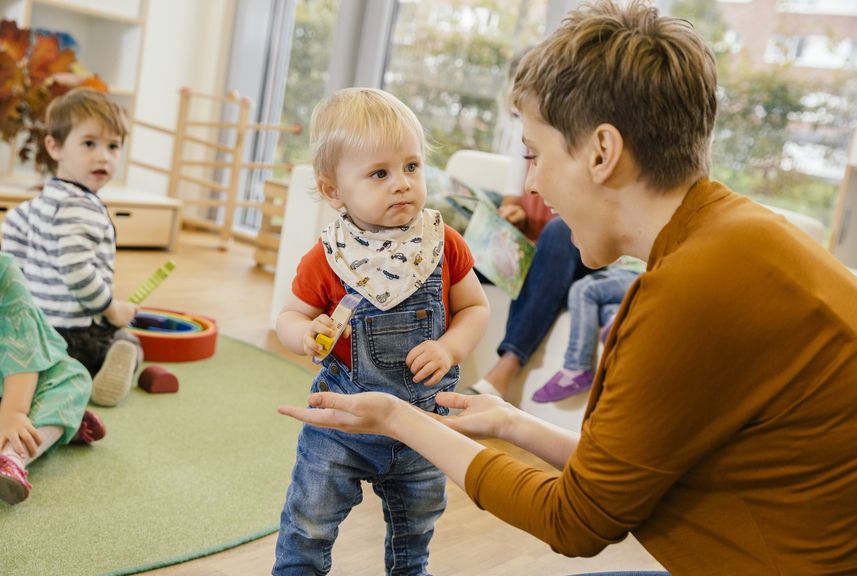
[
  {"x1": 321, "y1": 129, "x2": 426, "y2": 231},
  {"x1": 46, "y1": 117, "x2": 123, "y2": 193}
]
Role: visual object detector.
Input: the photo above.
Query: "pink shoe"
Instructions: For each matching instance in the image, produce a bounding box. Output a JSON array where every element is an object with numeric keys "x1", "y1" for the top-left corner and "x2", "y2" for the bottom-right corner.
[
  {"x1": 70, "y1": 410, "x2": 106, "y2": 445},
  {"x1": 531, "y1": 370, "x2": 594, "y2": 403},
  {"x1": 0, "y1": 454, "x2": 32, "y2": 505}
]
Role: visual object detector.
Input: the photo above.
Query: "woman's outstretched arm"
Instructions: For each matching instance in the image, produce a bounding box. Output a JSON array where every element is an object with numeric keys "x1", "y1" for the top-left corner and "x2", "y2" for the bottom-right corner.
[{"x1": 277, "y1": 390, "x2": 579, "y2": 487}]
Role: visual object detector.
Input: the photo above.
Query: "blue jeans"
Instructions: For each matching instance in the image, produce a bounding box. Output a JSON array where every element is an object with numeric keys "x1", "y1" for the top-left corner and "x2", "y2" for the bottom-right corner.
[
  {"x1": 564, "y1": 268, "x2": 639, "y2": 371},
  {"x1": 274, "y1": 425, "x2": 447, "y2": 575},
  {"x1": 499, "y1": 217, "x2": 598, "y2": 364},
  {"x1": 274, "y1": 260, "x2": 455, "y2": 575}
]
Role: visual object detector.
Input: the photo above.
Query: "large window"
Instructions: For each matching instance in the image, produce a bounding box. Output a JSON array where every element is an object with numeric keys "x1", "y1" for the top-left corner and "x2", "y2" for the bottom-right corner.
[
  {"x1": 382, "y1": 0, "x2": 548, "y2": 168},
  {"x1": 672, "y1": 0, "x2": 857, "y2": 231},
  {"x1": 275, "y1": 0, "x2": 340, "y2": 176}
]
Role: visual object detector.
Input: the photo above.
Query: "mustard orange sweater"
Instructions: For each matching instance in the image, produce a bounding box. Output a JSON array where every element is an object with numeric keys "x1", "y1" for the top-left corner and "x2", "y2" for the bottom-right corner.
[{"x1": 465, "y1": 180, "x2": 857, "y2": 575}]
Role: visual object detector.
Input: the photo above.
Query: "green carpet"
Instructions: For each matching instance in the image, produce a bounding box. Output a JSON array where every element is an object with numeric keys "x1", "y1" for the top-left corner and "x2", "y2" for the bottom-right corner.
[{"x1": 0, "y1": 336, "x2": 313, "y2": 576}]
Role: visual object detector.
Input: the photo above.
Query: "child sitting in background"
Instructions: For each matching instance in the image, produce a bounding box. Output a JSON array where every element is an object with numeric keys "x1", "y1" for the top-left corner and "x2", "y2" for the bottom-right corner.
[
  {"x1": 532, "y1": 257, "x2": 644, "y2": 403},
  {"x1": 1, "y1": 88, "x2": 141, "y2": 407},
  {"x1": 0, "y1": 253, "x2": 105, "y2": 505},
  {"x1": 273, "y1": 87, "x2": 489, "y2": 575}
]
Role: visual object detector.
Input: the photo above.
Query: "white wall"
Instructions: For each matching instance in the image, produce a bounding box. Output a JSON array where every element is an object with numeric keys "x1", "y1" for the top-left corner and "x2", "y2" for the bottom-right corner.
[{"x1": 127, "y1": 0, "x2": 236, "y2": 196}]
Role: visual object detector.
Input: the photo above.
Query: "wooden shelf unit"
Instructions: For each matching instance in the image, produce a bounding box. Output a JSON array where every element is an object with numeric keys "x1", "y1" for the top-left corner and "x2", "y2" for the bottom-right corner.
[{"x1": 0, "y1": 0, "x2": 148, "y2": 183}]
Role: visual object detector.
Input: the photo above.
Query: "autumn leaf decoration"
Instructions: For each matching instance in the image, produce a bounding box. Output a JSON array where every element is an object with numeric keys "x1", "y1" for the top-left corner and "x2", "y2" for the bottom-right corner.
[{"x1": 0, "y1": 19, "x2": 108, "y2": 171}]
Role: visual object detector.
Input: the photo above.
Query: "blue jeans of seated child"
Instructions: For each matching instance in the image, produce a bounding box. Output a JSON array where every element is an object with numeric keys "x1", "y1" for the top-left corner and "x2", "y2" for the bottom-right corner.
[
  {"x1": 274, "y1": 260, "x2": 456, "y2": 576},
  {"x1": 564, "y1": 268, "x2": 639, "y2": 372},
  {"x1": 498, "y1": 217, "x2": 598, "y2": 365}
]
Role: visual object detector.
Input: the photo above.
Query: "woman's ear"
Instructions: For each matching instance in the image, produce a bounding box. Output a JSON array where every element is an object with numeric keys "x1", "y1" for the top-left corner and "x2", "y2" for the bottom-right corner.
[
  {"x1": 588, "y1": 124, "x2": 623, "y2": 185},
  {"x1": 317, "y1": 177, "x2": 344, "y2": 210}
]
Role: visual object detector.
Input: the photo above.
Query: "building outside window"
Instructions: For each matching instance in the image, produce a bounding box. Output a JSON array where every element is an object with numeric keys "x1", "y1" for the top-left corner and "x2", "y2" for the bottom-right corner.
[{"x1": 670, "y1": 0, "x2": 857, "y2": 232}]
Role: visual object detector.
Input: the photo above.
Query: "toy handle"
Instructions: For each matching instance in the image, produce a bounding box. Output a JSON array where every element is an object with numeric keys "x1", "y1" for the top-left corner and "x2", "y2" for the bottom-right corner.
[{"x1": 312, "y1": 294, "x2": 362, "y2": 364}]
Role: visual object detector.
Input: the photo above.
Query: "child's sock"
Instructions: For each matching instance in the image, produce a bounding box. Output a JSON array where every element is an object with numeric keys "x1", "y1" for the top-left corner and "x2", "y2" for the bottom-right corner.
[
  {"x1": 91, "y1": 340, "x2": 138, "y2": 406},
  {"x1": 1, "y1": 425, "x2": 62, "y2": 467},
  {"x1": 28, "y1": 426, "x2": 63, "y2": 464},
  {"x1": 467, "y1": 378, "x2": 503, "y2": 397},
  {"x1": 558, "y1": 367, "x2": 585, "y2": 380},
  {"x1": 1, "y1": 449, "x2": 25, "y2": 471}
]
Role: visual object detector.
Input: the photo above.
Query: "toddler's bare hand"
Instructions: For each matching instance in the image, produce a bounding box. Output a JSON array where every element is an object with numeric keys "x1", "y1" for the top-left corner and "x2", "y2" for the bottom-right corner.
[
  {"x1": 406, "y1": 340, "x2": 453, "y2": 386},
  {"x1": 0, "y1": 411, "x2": 42, "y2": 458},
  {"x1": 305, "y1": 314, "x2": 334, "y2": 356}
]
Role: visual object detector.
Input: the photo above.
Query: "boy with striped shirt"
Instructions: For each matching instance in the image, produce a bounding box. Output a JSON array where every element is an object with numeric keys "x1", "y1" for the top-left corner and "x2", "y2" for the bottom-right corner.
[{"x1": 1, "y1": 88, "x2": 142, "y2": 407}]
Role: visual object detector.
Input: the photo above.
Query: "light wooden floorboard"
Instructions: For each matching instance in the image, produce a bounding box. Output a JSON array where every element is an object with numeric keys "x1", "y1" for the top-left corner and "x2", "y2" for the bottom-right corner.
[{"x1": 116, "y1": 231, "x2": 663, "y2": 576}]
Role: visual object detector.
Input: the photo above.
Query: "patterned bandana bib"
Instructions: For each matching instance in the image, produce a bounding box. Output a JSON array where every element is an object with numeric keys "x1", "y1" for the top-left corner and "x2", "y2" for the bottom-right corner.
[{"x1": 321, "y1": 209, "x2": 444, "y2": 311}]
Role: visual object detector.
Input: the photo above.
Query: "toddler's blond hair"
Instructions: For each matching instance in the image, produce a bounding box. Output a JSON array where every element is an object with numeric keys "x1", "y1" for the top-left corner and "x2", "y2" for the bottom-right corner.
[{"x1": 310, "y1": 88, "x2": 426, "y2": 182}]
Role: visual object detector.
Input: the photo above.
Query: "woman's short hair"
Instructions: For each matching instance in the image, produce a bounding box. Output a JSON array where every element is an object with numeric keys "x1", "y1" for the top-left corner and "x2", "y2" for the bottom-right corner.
[{"x1": 512, "y1": 0, "x2": 718, "y2": 190}]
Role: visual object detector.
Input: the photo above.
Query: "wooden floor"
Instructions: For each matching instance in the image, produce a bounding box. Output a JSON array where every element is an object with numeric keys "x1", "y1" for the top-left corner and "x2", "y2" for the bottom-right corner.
[{"x1": 116, "y1": 231, "x2": 663, "y2": 576}]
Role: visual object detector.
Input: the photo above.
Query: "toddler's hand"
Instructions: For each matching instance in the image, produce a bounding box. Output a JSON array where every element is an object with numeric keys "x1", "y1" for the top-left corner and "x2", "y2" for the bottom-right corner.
[
  {"x1": 0, "y1": 411, "x2": 42, "y2": 458},
  {"x1": 104, "y1": 299, "x2": 139, "y2": 327},
  {"x1": 406, "y1": 340, "x2": 453, "y2": 386},
  {"x1": 305, "y1": 314, "x2": 335, "y2": 357}
]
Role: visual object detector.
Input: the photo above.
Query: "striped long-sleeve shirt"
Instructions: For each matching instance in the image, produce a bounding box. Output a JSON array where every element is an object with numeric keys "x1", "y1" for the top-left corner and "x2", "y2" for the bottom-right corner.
[{"x1": 1, "y1": 178, "x2": 116, "y2": 328}]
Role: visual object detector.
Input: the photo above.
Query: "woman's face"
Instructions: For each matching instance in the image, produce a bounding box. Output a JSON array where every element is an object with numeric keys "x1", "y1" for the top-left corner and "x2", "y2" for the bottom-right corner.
[{"x1": 519, "y1": 101, "x2": 619, "y2": 269}]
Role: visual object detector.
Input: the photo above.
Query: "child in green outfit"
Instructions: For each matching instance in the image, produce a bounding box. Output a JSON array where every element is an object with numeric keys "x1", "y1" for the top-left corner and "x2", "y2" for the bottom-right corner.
[{"x1": 0, "y1": 253, "x2": 105, "y2": 505}]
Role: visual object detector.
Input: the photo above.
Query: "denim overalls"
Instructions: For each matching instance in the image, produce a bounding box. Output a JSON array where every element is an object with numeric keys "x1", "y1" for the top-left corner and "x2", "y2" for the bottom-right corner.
[{"x1": 274, "y1": 257, "x2": 458, "y2": 576}]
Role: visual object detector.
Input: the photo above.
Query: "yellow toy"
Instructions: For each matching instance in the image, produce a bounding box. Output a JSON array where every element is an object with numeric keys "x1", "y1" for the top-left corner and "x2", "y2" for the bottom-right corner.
[{"x1": 313, "y1": 293, "x2": 362, "y2": 363}]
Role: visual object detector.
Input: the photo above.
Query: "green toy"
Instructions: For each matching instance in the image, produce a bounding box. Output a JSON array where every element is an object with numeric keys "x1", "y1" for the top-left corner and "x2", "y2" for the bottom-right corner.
[{"x1": 129, "y1": 260, "x2": 176, "y2": 305}]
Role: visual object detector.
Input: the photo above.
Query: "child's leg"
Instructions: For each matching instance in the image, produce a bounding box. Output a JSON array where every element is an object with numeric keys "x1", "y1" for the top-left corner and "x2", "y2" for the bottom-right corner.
[
  {"x1": 563, "y1": 274, "x2": 603, "y2": 372},
  {"x1": 56, "y1": 323, "x2": 115, "y2": 376},
  {"x1": 533, "y1": 270, "x2": 634, "y2": 403},
  {"x1": 0, "y1": 426, "x2": 62, "y2": 504},
  {"x1": 373, "y1": 446, "x2": 446, "y2": 575},
  {"x1": 494, "y1": 218, "x2": 597, "y2": 376},
  {"x1": 1, "y1": 426, "x2": 63, "y2": 466},
  {"x1": 273, "y1": 426, "x2": 366, "y2": 575}
]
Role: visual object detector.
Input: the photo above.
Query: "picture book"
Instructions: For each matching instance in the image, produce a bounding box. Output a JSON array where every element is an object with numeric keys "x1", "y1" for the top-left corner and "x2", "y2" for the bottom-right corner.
[
  {"x1": 463, "y1": 200, "x2": 535, "y2": 299},
  {"x1": 423, "y1": 165, "x2": 535, "y2": 298}
]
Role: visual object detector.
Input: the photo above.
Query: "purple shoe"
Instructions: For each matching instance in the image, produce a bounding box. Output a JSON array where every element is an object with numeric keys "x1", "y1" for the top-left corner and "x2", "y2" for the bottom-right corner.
[{"x1": 531, "y1": 370, "x2": 594, "y2": 403}]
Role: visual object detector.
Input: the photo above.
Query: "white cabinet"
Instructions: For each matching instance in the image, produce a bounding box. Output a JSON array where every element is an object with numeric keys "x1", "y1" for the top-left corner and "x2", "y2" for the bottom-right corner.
[
  {"x1": 0, "y1": 0, "x2": 148, "y2": 183},
  {"x1": 0, "y1": 184, "x2": 182, "y2": 250}
]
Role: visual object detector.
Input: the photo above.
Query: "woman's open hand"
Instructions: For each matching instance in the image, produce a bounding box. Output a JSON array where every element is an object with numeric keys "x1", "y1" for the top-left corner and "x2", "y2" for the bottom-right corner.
[
  {"x1": 430, "y1": 392, "x2": 517, "y2": 440},
  {"x1": 278, "y1": 391, "x2": 407, "y2": 437}
]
